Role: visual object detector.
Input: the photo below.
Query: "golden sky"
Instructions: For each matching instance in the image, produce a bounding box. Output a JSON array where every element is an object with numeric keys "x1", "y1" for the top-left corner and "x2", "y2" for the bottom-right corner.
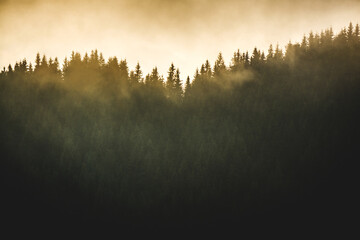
[{"x1": 1, "y1": 0, "x2": 360, "y2": 79}]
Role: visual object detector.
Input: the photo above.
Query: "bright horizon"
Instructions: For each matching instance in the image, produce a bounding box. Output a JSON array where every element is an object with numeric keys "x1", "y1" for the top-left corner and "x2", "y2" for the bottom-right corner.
[{"x1": 1, "y1": 0, "x2": 360, "y2": 79}]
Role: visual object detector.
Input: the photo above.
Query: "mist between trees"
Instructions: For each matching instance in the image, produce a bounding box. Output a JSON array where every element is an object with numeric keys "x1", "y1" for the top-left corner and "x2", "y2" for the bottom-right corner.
[{"x1": 0, "y1": 23, "x2": 359, "y2": 231}]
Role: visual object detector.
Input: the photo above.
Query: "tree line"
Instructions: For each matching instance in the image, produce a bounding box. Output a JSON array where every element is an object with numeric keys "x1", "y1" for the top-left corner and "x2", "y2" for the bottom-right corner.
[{"x1": 0, "y1": 23, "x2": 359, "y2": 232}]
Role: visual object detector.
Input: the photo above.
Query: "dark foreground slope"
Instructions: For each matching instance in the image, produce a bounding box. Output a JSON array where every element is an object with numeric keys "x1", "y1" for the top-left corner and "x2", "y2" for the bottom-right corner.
[{"x1": 1, "y1": 25, "x2": 360, "y2": 234}]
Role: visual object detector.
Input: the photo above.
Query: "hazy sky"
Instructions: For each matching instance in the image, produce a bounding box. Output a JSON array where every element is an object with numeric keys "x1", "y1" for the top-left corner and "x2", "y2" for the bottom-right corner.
[{"x1": 1, "y1": 0, "x2": 360, "y2": 79}]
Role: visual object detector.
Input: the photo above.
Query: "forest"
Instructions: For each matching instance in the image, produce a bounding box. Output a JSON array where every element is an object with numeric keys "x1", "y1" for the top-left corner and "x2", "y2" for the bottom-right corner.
[{"x1": 1, "y1": 23, "x2": 359, "y2": 233}]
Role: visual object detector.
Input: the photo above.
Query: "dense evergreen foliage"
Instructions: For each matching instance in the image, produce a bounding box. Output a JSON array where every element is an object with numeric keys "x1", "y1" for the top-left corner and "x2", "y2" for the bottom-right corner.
[{"x1": 1, "y1": 23, "x2": 359, "y2": 232}]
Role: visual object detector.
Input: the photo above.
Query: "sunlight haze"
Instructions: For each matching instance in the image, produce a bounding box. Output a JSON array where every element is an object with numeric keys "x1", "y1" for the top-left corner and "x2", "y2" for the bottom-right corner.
[{"x1": 1, "y1": 0, "x2": 360, "y2": 79}]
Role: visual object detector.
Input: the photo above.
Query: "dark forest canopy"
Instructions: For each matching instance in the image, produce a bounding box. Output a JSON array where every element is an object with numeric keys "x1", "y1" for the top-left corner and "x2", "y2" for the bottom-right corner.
[{"x1": 0, "y1": 23, "x2": 360, "y2": 233}]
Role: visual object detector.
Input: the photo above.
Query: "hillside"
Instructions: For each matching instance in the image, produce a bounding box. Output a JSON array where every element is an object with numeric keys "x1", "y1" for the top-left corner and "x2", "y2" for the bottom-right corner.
[{"x1": 1, "y1": 23, "x2": 359, "y2": 234}]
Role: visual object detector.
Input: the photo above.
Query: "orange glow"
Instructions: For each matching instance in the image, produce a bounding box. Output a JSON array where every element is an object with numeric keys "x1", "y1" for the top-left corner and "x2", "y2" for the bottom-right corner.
[{"x1": 1, "y1": 0, "x2": 360, "y2": 79}]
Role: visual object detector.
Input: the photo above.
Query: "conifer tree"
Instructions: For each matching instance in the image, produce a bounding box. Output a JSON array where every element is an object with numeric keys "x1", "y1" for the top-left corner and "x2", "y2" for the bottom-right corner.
[
  {"x1": 347, "y1": 22, "x2": 354, "y2": 41},
  {"x1": 41, "y1": 55, "x2": 48, "y2": 69},
  {"x1": 301, "y1": 35, "x2": 307, "y2": 50},
  {"x1": 244, "y1": 51, "x2": 250, "y2": 68},
  {"x1": 35, "y1": 53, "x2": 41, "y2": 71},
  {"x1": 193, "y1": 68, "x2": 200, "y2": 82},
  {"x1": 166, "y1": 63, "x2": 176, "y2": 93},
  {"x1": 134, "y1": 62, "x2": 143, "y2": 83},
  {"x1": 129, "y1": 71, "x2": 136, "y2": 85},
  {"x1": 147, "y1": 67, "x2": 163, "y2": 88},
  {"x1": 28, "y1": 63, "x2": 33, "y2": 73},
  {"x1": 355, "y1": 24, "x2": 360, "y2": 42},
  {"x1": 204, "y1": 60, "x2": 212, "y2": 79},
  {"x1": 174, "y1": 68, "x2": 183, "y2": 99},
  {"x1": 83, "y1": 53, "x2": 89, "y2": 65},
  {"x1": 231, "y1": 49, "x2": 242, "y2": 72},
  {"x1": 335, "y1": 28, "x2": 348, "y2": 45},
  {"x1": 251, "y1": 47, "x2": 261, "y2": 68},
  {"x1": 260, "y1": 51, "x2": 265, "y2": 61},
  {"x1": 267, "y1": 44, "x2": 274, "y2": 60},
  {"x1": 200, "y1": 64, "x2": 206, "y2": 76},
  {"x1": 274, "y1": 44, "x2": 283, "y2": 61},
  {"x1": 308, "y1": 31, "x2": 315, "y2": 49},
  {"x1": 184, "y1": 76, "x2": 191, "y2": 97},
  {"x1": 8, "y1": 64, "x2": 13, "y2": 72},
  {"x1": 117, "y1": 59, "x2": 129, "y2": 91},
  {"x1": 99, "y1": 53, "x2": 105, "y2": 67},
  {"x1": 54, "y1": 58, "x2": 60, "y2": 72},
  {"x1": 130, "y1": 62, "x2": 143, "y2": 86},
  {"x1": 20, "y1": 59, "x2": 27, "y2": 73},
  {"x1": 90, "y1": 50, "x2": 99, "y2": 67},
  {"x1": 213, "y1": 52, "x2": 226, "y2": 77},
  {"x1": 63, "y1": 57, "x2": 69, "y2": 72}
]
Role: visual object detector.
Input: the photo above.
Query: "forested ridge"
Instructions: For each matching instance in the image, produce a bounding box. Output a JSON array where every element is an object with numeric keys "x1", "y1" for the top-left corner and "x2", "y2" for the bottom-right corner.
[{"x1": 1, "y1": 23, "x2": 360, "y2": 233}]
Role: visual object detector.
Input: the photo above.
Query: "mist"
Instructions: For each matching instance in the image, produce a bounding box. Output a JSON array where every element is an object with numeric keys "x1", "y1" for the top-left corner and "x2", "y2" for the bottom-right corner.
[
  {"x1": 1, "y1": 1, "x2": 360, "y2": 233},
  {"x1": 1, "y1": 0, "x2": 360, "y2": 78}
]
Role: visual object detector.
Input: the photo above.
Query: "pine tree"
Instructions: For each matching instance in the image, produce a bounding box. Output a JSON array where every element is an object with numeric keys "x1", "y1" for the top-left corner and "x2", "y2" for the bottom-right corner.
[
  {"x1": 7, "y1": 64, "x2": 13, "y2": 74},
  {"x1": 83, "y1": 53, "x2": 89, "y2": 65},
  {"x1": 355, "y1": 24, "x2": 360, "y2": 42},
  {"x1": 184, "y1": 76, "x2": 191, "y2": 98},
  {"x1": 63, "y1": 57, "x2": 69, "y2": 71},
  {"x1": 41, "y1": 55, "x2": 48, "y2": 69},
  {"x1": 14, "y1": 62, "x2": 20, "y2": 73},
  {"x1": 63, "y1": 57, "x2": 69, "y2": 81},
  {"x1": 204, "y1": 60, "x2": 212, "y2": 79},
  {"x1": 48, "y1": 58, "x2": 53, "y2": 68},
  {"x1": 119, "y1": 59, "x2": 129, "y2": 82},
  {"x1": 260, "y1": 51, "x2": 265, "y2": 61},
  {"x1": 193, "y1": 68, "x2": 200, "y2": 82},
  {"x1": 251, "y1": 47, "x2": 261, "y2": 68},
  {"x1": 244, "y1": 51, "x2": 250, "y2": 68},
  {"x1": 70, "y1": 51, "x2": 81, "y2": 65},
  {"x1": 320, "y1": 31, "x2": 325, "y2": 46},
  {"x1": 134, "y1": 62, "x2": 143, "y2": 83},
  {"x1": 48, "y1": 57, "x2": 60, "y2": 81},
  {"x1": 130, "y1": 62, "x2": 142, "y2": 85},
  {"x1": 174, "y1": 68, "x2": 183, "y2": 99},
  {"x1": 20, "y1": 59, "x2": 27, "y2": 73},
  {"x1": 28, "y1": 63, "x2": 33, "y2": 73},
  {"x1": 308, "y1": 31, "x2": 315, "y2": 49},
  {"x1": 231, "y1": 49, "x2": 242, "y2": 72},
  {"x1": 147, "y1": 67, "x2": 163, "y2": 87},
  {"x1": 35, "y1": 53, "x2": 41, "y2": 71},
  {"x1": 267, "y1": 44, "x2": 274, "y2": 60},
  {"x1": 274, "y1": 44, "x2": 283, "y2": 61},
  {"x1": 323, "y1": 28, "x2": 334, "y2": 46},
  {"x1": 99, "y1": 53, "x2": 105, "y2": 67},
  {"x1": 335, "y1": 28, "x2": 348, "y2": 45},
  {"x1": 129, "y1": 71, "x2": 136, "y2": 85},
  {"x1": 301, "y1": 35, "x2": 308, "y2": 50},
  {"x1": 166, "y1": 63, "x2": 176, "y2": 93},
  {"x1": 200, "y1": 64, "x2": 206, "y2": 76},
  {"x1": 347, "y1": 22, "x2": 354, "y2": 41},
  {"x1": 54, "y1": 58, "x2": 59, "y2": 72},
  {"x1": 213, "y1": 52, "x2": 226, "y2": 77},
  {"x1": 90, "y1": 50, "x2": 99, "y2": 67}
]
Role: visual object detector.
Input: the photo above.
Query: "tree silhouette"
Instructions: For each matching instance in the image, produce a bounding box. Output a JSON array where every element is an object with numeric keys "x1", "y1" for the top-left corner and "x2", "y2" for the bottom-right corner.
[
  {"x1": 213, "y1": 52, "x2": 226, "y2": 77},
  {"x1": 0, "y1": 23, "x2": 359, "y2": 232},
  {"x1": 166, "y1": 63, "x2": 176, "y2": 96}
]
